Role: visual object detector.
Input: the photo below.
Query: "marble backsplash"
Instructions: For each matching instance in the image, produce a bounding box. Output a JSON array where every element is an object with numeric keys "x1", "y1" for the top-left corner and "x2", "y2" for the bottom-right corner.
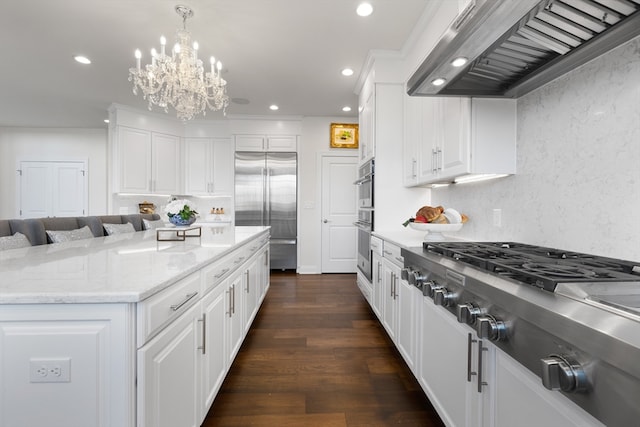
[{"x1": 433, "y1": 36, "x2": 640, "y2": 261}]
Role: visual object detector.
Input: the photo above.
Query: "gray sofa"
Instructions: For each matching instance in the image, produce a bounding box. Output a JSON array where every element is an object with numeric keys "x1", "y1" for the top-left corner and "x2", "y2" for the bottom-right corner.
[{"x1": 0, "y1": 214, "x2": 161, "y2": 246}]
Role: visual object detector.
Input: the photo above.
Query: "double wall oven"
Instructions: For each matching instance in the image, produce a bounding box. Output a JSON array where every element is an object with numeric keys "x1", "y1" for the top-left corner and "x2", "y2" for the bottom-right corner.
[{"x1": 354, "y1": 159, "x2": 374, "y2": 281}]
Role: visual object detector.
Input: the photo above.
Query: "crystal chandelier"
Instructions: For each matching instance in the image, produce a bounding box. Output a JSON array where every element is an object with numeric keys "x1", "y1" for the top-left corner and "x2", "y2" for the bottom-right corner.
[{"x1": 128, "y1": 5, "x2": 229, "y2": 121}]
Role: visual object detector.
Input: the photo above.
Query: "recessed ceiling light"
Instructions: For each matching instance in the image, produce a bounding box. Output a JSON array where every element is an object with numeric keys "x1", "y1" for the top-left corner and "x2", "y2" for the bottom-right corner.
[
  {"x1": 104, "y1": 119, "x2": 110, "y2": 124},
  {"x1": 451, "y1": 57, "x2": 468, "y2": 67},
  {"x1": 74, "y1": 55, "x2": 91, "y2": 65},
  {"x1": 269, "y1": 105, "x2": 279, "y2": 111},
  {"x1": 342, "y1": 106, "x2": 352, "y2": 112},
  {"x1": 431, "y1": 78, "x2": 446, "y2": 86},
  {"x1": 341, "y1": 68, "x2": 354, "y2": 77},
  {"x1": 356, "y1": 2, "x2": 373, "y2": 17}
]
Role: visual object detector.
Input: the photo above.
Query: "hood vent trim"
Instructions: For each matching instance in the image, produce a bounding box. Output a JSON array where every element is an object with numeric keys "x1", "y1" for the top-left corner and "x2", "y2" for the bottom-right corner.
[{"x1": 408, "y1": 0, "x2": 640, "y2": 98}]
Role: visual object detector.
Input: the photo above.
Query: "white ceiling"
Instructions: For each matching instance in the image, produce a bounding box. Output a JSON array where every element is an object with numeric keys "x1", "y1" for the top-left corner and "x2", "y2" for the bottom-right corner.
[{"x1": 0, "y1": 0, "x2": 430, "y2": 128}]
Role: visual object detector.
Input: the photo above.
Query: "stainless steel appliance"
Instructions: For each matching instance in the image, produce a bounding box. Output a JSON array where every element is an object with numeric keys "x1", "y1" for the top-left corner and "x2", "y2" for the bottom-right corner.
[
  {"x1": 402, "y1": 242, "x2": 640, "y2": 427},
  {"x1": 354, "y1": 160, "x2": 374, "y2": 280},
  {"x1": 354, "y1": 209, "x2": 373, "y2": 281},
  {"x1": 235, "y1": 152, "x2": 297, "y2": 270},
  {"x1": 354, "y1": 159, "x2": 374, "y2": 209},
  {"x1": 407, "y1": 0, "x2": 640, "y2": 98}
]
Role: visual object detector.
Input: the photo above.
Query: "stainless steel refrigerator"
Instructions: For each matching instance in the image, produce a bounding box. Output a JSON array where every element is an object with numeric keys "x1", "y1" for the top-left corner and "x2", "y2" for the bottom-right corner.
[{"x1": 235, "y1": 152, "x2": 297, "y2": 270}]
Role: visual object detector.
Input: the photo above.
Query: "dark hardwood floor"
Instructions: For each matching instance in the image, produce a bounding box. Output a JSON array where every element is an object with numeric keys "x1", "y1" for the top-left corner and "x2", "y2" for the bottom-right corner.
[{"x1": 202, "y1": 272, "x2": 444, "y2": 427}]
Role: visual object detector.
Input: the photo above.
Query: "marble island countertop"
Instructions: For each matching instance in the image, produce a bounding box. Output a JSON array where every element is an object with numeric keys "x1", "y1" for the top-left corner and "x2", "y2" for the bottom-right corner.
[
  {"x1": 0, "y1": 225, "x2": 269, "y2": 305},
  {"x1": 373, "y1": 227, "x2": 466, "y2": 250}
]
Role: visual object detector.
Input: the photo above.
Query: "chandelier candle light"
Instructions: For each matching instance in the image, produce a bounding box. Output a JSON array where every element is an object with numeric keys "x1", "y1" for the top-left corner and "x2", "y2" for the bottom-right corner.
[{"x1": 128, "y1": 5, "x2": 229, "y2": 121}]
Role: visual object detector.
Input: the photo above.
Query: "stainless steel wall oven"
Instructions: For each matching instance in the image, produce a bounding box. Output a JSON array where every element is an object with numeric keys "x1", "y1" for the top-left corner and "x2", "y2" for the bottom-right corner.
[{"x1": 354, "y1": 160, "x2": 374, "y2": 281}]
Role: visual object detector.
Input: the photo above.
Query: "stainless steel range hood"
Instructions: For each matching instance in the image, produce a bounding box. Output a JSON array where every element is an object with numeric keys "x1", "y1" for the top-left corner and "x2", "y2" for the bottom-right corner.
[{"x1": 407, "y1": 0, "x2": 640, "y2": 98}]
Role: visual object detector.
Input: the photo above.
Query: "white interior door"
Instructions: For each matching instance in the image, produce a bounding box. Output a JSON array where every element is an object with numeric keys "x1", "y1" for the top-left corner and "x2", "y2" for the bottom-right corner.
[
  {"x1": 19, "y1": 160, "x2": 87, "y2": 218},
  {"x1": 321, "y1": 155, "x2": 358, "y2": 273}
]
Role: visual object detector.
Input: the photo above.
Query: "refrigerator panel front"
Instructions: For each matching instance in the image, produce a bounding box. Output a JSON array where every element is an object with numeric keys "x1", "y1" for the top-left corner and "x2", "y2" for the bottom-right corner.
[
  {"x1": 266, "y1": 152, "x2": 297, "y2": 240},
  {"x1": 235, "y1": 152, "x2": 266, "y2": 226}
]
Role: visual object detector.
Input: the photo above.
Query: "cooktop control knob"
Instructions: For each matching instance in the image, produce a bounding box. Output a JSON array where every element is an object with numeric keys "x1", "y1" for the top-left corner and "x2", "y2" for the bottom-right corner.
[
  {"x1": 476, "y1": 315, "x2": 506, "y2": 341},
  {"x1": 408, "y1": 270, "x2": 429, "y2": 286},
  {"x1": 425, "y1": 282, "x2": 443, "y2": 298},
  {"x1": 401, "y1": 268, "x2": 412, "y2": 281},
  {"x1": 540, "y1": 355, "x2": 587, "y2": 393},
  {"x1": 456, "y1": 303, "x2": 482, "y2": 325},
  {"x1": 433, "y1": 288, "x2": 456, "y2": 307}
]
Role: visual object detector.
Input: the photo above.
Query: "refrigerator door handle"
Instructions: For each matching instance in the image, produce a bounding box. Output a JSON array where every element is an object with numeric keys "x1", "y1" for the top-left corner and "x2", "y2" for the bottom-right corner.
[
  {"x1": 261, "y1": 166, "x2": 267, "y2": 226},
  {"x1": 265, "y1": 167, "x2": 271, "y2": 226}
]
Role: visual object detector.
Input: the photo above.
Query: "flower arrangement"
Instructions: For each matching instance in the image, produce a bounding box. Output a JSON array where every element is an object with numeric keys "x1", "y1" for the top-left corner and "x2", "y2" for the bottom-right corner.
[{"x1": 165, "y1": 199, "x2": 198, "y2": 221}]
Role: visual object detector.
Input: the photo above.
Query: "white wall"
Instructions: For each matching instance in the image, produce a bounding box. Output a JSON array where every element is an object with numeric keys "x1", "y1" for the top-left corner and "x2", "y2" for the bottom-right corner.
[
  {"x1": 0, "y1": 128, "x2": 108, "y2": 219},
  {"x1": 297, "y1": 116, "x2": 358, "y2": 274},
  {"x1": 431, "y1": 36, "x2": 640, "y2": 261}
]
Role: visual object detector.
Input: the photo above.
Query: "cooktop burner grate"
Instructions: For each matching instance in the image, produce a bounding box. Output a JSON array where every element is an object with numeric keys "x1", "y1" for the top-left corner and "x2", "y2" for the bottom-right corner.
[{"x1": 424, "y1": 242, "x2": 640, "y2": 291}]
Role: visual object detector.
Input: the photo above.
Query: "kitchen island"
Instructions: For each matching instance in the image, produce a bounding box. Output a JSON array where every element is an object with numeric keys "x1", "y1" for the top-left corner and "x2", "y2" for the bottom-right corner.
[{"x1": 0, "y1": 225, "x2": 270, "y2": 427}]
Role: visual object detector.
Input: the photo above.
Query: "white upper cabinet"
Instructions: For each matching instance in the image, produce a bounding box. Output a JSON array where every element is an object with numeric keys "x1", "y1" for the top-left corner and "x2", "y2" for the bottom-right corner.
[
  {"x1": 403, "y1": 97, "x2": 516, "y2": 186},
  {"x1": 234, "y1": 134, "x2": 297, "y2": 152},
  {"x1": 118, "y1": 126, "x2": 181, "y2": 194},
  {"x1": 184, "y1": 137, "x2": 234, "y2": 196},
  {"x1": 358, "y1": 89, "x2": 375, "y2": 163}
]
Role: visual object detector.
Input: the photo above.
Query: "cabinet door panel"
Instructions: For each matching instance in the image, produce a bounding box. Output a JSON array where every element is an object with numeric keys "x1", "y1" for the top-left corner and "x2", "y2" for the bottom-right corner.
[
  {"x1": 235, "y1": 135, "x2": 265, "y2": 151},
  {"x1": 184, "y1": 138, "x2": 211, "y2": 195},
  {"x1": 212, "y1": 138, "x2": 234, "y2": 194},
  {"x1": 201, "y1": 285, "x2": 227, "y2": 418},
  {"x1": 439, "y1": 97, "x2": 470, "y2": 179},
  {"x1": 417, "y1": 98, "x2": 438, "y2": 183},
  {"x1": 419, "y1": 298, "x2": 469, "y2": 427},
  {"x1": 119, "y1": 127, "x2": 152, "y2": 193},
  {"x1": 138, "y1": 303, "x2": 199, "y2": 427},
  {"x1": 152, "y1": 133, "x2": 181, "y2": 194},
  {"x1": 493, "y1": 350, "x2": 604, "y2": 427},
  {"x1": 266, "y1": 136, "x2": 296, "y2": 151}
]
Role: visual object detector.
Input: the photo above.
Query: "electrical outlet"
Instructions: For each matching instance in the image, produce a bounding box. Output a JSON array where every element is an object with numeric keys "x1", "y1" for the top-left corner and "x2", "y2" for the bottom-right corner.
[
  {"x1": 29, "y1": 358, "x2": 71, "y2": 383},
  {"x1": 493, "y1": 209, "x2": 502, "y2": 227}
]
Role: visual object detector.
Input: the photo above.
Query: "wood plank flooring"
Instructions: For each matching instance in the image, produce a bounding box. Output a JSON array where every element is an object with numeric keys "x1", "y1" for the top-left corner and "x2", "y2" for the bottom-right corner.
[{"x1": 202, "y1": 272, "x2": 445, "y2": 427}]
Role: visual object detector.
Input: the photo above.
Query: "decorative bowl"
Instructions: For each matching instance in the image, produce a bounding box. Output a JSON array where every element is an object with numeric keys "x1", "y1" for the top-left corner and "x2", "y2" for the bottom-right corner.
[
  {"x1": 408, "y1": 222, "x2": 463, "y2": 241},
  {"x1": 168, "y1": 215, "x2": 197, "y2": 227}
]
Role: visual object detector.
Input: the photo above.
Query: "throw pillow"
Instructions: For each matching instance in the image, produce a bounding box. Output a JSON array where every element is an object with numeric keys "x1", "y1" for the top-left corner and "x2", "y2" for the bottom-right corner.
[
  {"x1": 0, "y1": 232, "x2": 31, "y2": 251},
  {"x1": 103, "y1": 222, "x2": 135, "y2": 235},
  {"x1": 142, "y1": 218, "x2": 165, "y2": 230},
  {"x1": 46, "y1": 226, "x2": 94, "y2": 243}
]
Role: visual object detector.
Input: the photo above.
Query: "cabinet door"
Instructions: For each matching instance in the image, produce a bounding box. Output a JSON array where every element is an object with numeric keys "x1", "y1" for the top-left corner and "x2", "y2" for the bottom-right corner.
[
  {"x1": 359, "y1": 90, "x2": 375, "y2": 163},
  {"x1": 138, "y1": 302, "x2": 200, "y2": 427},
  {"x1": 402, "y1": 96, "x2": 420, "y2": 186},
  {"x1": 152, "y1": 132, "x2": 181, "y2": 194},
  {"x1": 371, "y1": 252, "x2": 383, "y2": 318},
  {"x1": 211, "y1": 138, "x2": 234, "y2": 194},
  {"x1": 200, "y1": 284, "x2": 227, "y2": 420},
  {"x1": 439, "y1": 97, "x2": 471, "y2": 180},
  {"x1": 381, "y1": 258, "x2": 399, "y2": 341},
  {"x1": 397, "y1": 279, "x2": 416, "y2": 372},
  {"x1": 266, "y1": 135, "x2": 297, "y2": 152},
  {"x1": 227, "y1": 272, "x2": 244, "y2": 364},
  {"x1": 419, "y1": 297, "x2": 470, "y2": 427},
  {"x1": 119, "y1": 126, "x2": 152, "y2": 193},
  {"x1": 243, "y1": 258, "x2": 260, "y2": 333},
  {"x1": 235, "y1": 135, "x2": 265, "y2": 151},
  {"x1": 493, "y1": 350, "x2": 604, "y2": 427},
  {"x1": 417, "y1": 98, "x2": 439, "y2": 183},
  {"x1": 184, "y1": 138, "x2": 211, "y2": 195}
]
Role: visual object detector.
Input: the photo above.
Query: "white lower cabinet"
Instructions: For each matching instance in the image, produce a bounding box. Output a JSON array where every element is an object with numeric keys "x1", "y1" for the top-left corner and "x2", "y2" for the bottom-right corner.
[
  {"x1": 493, "y1": 349, "x2": 604, "y2": 427},
  {"x1": 396, "y1": 278, "x2": 417, "y2": 373},
  {"x1": 137, "y1": 238, "x2": 270, "y2": 427},
  {"x1": 381, "y1": 256, "x2": 399, "y2": 342},
  {"x1": 137, "y1": 302, "x2": 201, "y2": 427},
  {"x1": 419, "y1": 295, "x2": 494, "y2": 427}
]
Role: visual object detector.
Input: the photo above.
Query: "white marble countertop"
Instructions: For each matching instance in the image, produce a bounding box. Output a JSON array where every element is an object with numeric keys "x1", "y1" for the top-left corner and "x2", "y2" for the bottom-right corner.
[
  {"x1": 373, "y1": 227, "x2": 466, "y2": 249},
  {"x1": 0, "y1": 226, "x2": 269, "y2": 304}
]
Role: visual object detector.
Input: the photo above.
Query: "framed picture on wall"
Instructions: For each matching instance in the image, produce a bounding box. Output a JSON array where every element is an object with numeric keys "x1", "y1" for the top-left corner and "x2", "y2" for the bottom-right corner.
[{"x1": 330, "y1": 123, "x2": 359, "y2": 149}]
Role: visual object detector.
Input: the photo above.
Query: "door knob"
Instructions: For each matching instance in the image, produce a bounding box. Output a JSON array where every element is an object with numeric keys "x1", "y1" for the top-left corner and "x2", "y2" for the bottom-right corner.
[{"x1": 323, "y1": 219, "x2": 328, "y2": 223}]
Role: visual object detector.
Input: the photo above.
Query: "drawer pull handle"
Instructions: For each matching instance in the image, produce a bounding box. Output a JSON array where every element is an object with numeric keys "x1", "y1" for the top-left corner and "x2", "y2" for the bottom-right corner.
[
  {"x1": 395, "y1": 256, "x2": 404, "y2": 263},
  {"x1": 170, "y1": 292, "x2": 198, "y2": 311},
  {"x1": 214, "y1": 268, "x2": 230, "y2": 279},
  {"x1": 234, "y1": 256, "x2": 246, "y2": 264},
  {"x1": 198, "y1": 313, "x2": 207, "y2": 355}
]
